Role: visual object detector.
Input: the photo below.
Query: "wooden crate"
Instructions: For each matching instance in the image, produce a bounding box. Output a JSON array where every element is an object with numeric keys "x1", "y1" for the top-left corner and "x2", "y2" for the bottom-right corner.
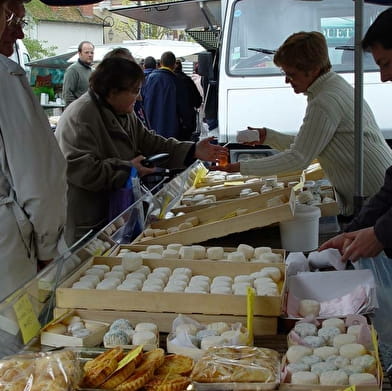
[
  {"x1": 132, "y1": 188, "x2": 295, "y2": 245},
  {"x1": 56, "y1": 257, "x2": 285, "y2": 317},
  {"x1": 53, "y1": 308, "x2": 278, "y2": 336}
]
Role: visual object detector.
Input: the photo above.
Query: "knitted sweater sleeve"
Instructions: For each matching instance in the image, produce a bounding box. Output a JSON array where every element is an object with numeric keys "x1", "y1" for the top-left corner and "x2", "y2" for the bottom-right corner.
[{"x1": 240, "y1": 100, "x2": 339, "y2": 177}]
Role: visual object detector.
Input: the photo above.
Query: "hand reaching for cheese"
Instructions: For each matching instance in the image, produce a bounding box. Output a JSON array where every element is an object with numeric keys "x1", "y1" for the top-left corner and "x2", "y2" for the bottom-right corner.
[{"x1": 131, "y1": 155, "x2": 156, "y2": 177}]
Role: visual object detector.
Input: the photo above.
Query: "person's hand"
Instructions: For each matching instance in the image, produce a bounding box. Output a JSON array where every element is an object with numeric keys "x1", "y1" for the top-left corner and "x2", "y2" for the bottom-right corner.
[
  {"x1": 130, "y1": 155, "x2": 156, "y2": 177},
  {"x1": 195, "y1": 137, "x2": 228, "y2": 163},
  {"x1": 340, "y1": 227, "x2": 384, "y2": 262},
  {"x1": 37, "y1": 259, "x2": 53, "y2": 272},
  {"x1": 211, "y1": 162, "x2": 240, "y2": 172},
  {"x1": 318, "y1": 233, "x2": 348, "y2": 255}
]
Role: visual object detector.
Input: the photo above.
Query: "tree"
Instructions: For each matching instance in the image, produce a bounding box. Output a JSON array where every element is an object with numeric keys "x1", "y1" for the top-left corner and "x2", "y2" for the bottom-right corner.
[{"x1": 23, "y1": 37, "x2": 57, "y2": 60}]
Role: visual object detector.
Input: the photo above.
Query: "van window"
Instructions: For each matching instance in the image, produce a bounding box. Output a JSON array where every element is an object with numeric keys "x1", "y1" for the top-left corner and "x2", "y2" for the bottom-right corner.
[{"x1": 227, "y1": 0, "x2": 381, "y2": 76}]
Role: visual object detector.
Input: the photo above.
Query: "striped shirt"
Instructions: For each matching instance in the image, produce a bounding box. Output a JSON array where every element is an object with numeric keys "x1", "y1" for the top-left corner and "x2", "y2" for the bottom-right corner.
[{"x1": 240, "y1": 72, "x2": 392, "y2": 215}]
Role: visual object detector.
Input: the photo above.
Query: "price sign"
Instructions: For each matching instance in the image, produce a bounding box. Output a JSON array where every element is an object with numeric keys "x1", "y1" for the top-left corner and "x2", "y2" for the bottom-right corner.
[{"x1": 13, "y1": 293, "x2": 41, "y2": 344}]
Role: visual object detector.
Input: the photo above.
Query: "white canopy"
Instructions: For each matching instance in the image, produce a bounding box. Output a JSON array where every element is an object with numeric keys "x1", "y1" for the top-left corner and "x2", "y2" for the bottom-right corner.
[{"x1": 68, "y1": 39, "x2": 204, "y2": 63}]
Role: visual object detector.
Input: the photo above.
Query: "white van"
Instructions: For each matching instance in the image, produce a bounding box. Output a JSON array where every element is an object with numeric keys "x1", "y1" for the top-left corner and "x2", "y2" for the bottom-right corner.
[
  {"x1": 112, "y1": 0, "x2": 392, "y2": 144},
  {"x1": 9, "y1": 39, "x2": 31, "y2": 77}
]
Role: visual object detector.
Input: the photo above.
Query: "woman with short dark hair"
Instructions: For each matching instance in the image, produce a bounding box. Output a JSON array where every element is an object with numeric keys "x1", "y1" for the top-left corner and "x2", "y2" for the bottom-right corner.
[{"x1": 56, "y1": 57, "x2": 227, "y2": 244}]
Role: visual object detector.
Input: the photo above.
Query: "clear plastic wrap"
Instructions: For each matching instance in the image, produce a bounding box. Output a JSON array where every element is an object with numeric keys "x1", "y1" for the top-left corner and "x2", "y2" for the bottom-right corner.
[
  {"x1": 0, "y1": 349, "x2": 82, "y2": 391},
  {"x1": 190, "y1": 345, "x2": 280, "y2": 388}
]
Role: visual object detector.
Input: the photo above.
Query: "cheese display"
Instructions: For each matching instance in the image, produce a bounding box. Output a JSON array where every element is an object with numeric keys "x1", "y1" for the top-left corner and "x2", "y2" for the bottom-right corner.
[{"x1": 282, "y1": 316, "x2": 381, "y2": 388}]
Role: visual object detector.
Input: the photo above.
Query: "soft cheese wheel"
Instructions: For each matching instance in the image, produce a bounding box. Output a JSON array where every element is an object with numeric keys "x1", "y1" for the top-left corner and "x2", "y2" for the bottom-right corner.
[
  {"x1": 153, "y1": 267, "x2": 171, "y2": 277},
  {"x1": 213, "y1": 276, "x2": 232, "y2": 284},
  {"x1": 206, "y1": 247, "x2": 224, "y2": 260},
  {"x1": 298, "y1": 299, "x2": 320, "y2": 317},
  {"x1": 260, "y1": 252, "x2": 282, "y2": 263},
  {"x1": 132, "y1": 330, "x2": 156, "y2": 345},
  {"x1": 339, "y1": 343, "x2": 366, "y2": 359},
  {"x1": 313, "y1": 346, "x2": 339, "y2": 360},
  {"x1": 72, "y1": 281, "x2": 94, "y2": 289},
  {"x1": 351, "y1": 354, "x2": 376, "y2": 372},
  {"x1": 167, "y1": 226, "x2": 180, "y2": 234},
  {"x1": 147, "y1": 245, "x2": 164, "y2": 255},
  {"x1": 349, "y1": 373, "x2": 377, "y2": 385},
  {"x1": 117, "y1": 283, "x2": 140, "y2": 291},
  {"x1": 190, "y1": 275, "x2": 210, "y2": 284},
  {"x1": 111, "y1": 265, "x2": 125, "y2": 272},
  {"x1": 172, "y1": 267, "x2": 192, "y2": 278},
  {"x1": 320, "y1": 370, "x2": 348, "y2": 386},
  {"x1": 135, "y1": 322, "x2": 158, "y2": 334},
  {"x1": 92, "y1": 264, "x2": 111, "y2": 272},
  {"x1": 227, "y1": 251, "x2": 246, "y2": 262},
  {"x1": 254, "y1": 247, "x2": 272, "y2": 258},
  {"x1": 291, "y1": 371, "x2": 319, "y2": 385},
  {"x1": 166, "y1": 280, "x2": 187, "y2": 289},
  {"x1": 79, "y1": 274, "x2": 100, "y2": 286},
  {"x1": 162, "y1": 249, "x2": 179, "y2": 259},
  {"x1": 322, "y1": 318, "x2": 346, "y2": 333},
  {"x1": 122, "y1": 252, "x2": 143, "y2": 272},
  {"x1": 84, "y1": 268, "x2": 105, "y2": 279},
  {"x1": 318, "y1": 327, "x2": 341, "y2": 345},
  {"x1": 258, "y1": 266, "x2": 281, "y2": 282},
  {"x1": 167, "y1": 243, "x2": 183, "y2": 252},
  {"x1": 168, "y1": 275, "x2": 189, "y2": 284},
  {"x1": 192, "y1": 245, "x2": 206, "y2": 259},
  {"x1": 333, "y1": 333, "x2": 357, "y2": 348},
  {"x1": 294, "y1": 323, "x2": 318, "y2": 338},
  {"x1": 126, "y1": 272, "x2": 146, "y2": 282},
  {"x1": 256, "y1": 286, "x2": 278, "y2": 296},
  {"x1": 237, "y1": 244, "x2": 254, "y2": 260},
  {"x1": 104, "y1": 271, "x2": 125, "y2": 281},
  {"x1": 179, "y1": 246, "x2": 195, "y2": 259},
  {"x1": 153, "y1": 229, "x2": 167, "y2": 237}
]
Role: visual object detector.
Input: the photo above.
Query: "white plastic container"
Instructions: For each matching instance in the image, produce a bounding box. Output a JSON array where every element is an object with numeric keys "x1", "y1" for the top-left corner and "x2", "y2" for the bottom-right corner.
[{"x1": 280, "y1": 204, "x2": 321, "y2": 252}]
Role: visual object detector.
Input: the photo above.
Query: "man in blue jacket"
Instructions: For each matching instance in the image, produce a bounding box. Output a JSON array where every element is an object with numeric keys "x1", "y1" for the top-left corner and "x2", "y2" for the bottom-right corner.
[{"x1": 143, "y1": 51, "x2": 184, "y2": 139}]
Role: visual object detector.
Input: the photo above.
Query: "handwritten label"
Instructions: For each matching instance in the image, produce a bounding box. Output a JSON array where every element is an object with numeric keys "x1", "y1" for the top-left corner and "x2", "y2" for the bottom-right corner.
[
  {"x1": 13, "y1": 293, "x2": 41, "y2": 344},
  {"x1": 116, "y1": 345, "x2": 143, "y2": 371}
]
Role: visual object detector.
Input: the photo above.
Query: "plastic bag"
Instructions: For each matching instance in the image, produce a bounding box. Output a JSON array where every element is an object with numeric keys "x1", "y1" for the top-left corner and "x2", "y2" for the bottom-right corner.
[{"x1": 0, "y1": 349, "x2": 81, "y2": 391}]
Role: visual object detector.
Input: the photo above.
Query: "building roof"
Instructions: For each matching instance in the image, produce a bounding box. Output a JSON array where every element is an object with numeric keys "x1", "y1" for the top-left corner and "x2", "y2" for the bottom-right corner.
[{"x1": 26, "y1": 0, "x2": 103, "y2": 25}]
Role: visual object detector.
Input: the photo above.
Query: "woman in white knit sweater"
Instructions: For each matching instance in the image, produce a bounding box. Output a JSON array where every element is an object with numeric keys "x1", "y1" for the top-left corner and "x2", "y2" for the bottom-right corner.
[{"x1": 221, "y1": 31, "x2": 392, "y2": 216}]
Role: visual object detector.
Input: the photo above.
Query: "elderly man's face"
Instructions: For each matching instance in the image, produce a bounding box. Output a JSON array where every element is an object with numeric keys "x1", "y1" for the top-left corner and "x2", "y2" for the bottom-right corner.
[{"x1": 0, "y1": 0, "x2": 25, "y2": 57}]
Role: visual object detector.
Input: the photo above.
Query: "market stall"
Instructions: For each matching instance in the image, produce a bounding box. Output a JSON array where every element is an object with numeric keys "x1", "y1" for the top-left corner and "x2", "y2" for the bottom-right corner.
[{"x1": 0, "y1": 160, "x2": 391, "y2": 390}]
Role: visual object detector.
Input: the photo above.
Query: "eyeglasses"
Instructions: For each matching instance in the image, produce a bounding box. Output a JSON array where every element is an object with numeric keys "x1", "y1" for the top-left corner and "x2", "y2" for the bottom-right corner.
[
  {"x1": 280, "y1": 69, "x2": 295, "y2": 81},
  {"x1": 6, "y1": 13, "x2": 28, "y2": 29}
]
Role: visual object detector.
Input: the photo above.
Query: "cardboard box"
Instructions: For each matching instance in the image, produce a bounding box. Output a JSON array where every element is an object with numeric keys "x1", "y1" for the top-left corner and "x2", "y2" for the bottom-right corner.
[
  {"x1": 56, "y1": 257, "x2": 285, "y2": 317},
  {"x1": 132, "y1": 188, "x2": 295, "y2": 246},
  {"x1": 40, "y1": 310, "x2": 109, "y2": 347}
]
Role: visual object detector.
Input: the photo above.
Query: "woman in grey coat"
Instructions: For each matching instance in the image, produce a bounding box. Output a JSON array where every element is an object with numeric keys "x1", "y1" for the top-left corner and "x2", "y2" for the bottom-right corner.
[{"x1": 56, "y1": 57, "x2": 227, "y2": 244}]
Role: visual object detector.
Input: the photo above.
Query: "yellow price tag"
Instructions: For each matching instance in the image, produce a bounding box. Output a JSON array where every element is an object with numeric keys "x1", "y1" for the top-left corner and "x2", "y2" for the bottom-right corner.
[
  {"x1": 343, "y1": 386, "x2": 356, "y2": 391},
  {"x1": 246, "y1": 287, "x2": 255, "y2": 346},
  {"x1": 158, "y1": 194, "x2": 172, "y2": 219},
  {"x1": 193, "y1": 166, "x2": 209, "y2": 186},
  {"x1": 12, "y1": 293, "x2": 41, "y2": 344},
  {"x1": 223, "y1": 181, "x2": 244, "y2": 186},
  {"x1": 116, "y1": 345, "x2": 143, "y2": 371},
  {"x1": 93, "y1": 249, "x2": 103, "y2": 256}
]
